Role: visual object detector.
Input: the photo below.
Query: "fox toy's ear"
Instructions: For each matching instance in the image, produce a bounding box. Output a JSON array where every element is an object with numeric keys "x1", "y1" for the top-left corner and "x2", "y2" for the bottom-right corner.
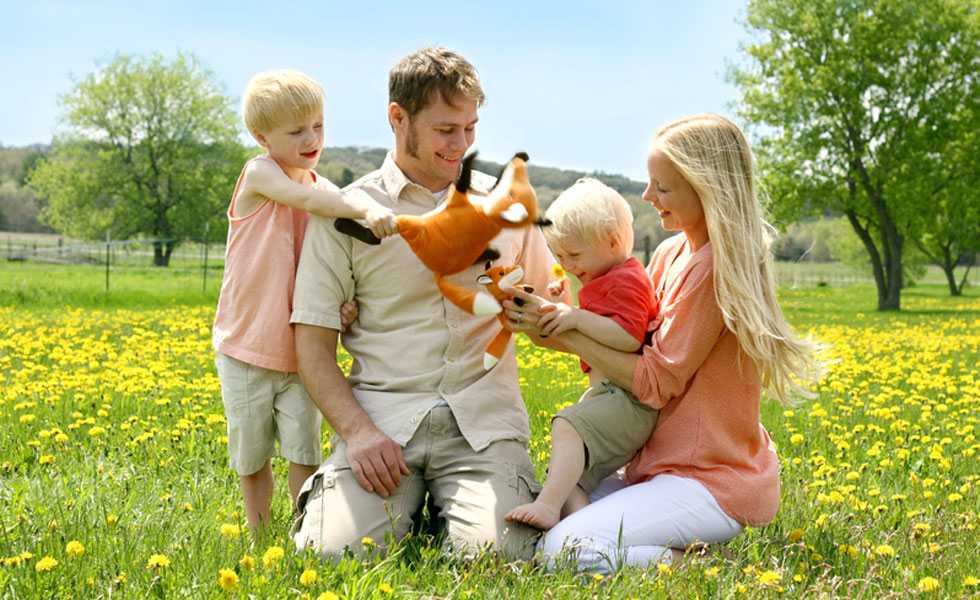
[{"x1": 455, "y1": 152, "x2": 478, "y2": 193}]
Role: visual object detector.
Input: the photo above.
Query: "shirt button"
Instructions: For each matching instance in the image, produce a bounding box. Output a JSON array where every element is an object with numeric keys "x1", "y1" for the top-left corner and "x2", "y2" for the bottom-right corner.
[{"x1": 411, "y1": 417, "x2": 418, "y2": 423}]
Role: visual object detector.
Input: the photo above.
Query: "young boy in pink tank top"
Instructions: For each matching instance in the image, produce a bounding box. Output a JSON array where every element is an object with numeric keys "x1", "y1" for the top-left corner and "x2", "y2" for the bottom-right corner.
[{"x1": 212, "y1": 70, "x2": 397, "y2": 538}]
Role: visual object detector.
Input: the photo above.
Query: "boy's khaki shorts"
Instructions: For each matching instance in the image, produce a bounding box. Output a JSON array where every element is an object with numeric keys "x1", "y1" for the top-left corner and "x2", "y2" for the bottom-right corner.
[
  {"x1": 555, "y1": 380, "x2": 659, "y2": 494},
  {"x1": 215, "y1": 352, "x2": 322, "y2": 475}
]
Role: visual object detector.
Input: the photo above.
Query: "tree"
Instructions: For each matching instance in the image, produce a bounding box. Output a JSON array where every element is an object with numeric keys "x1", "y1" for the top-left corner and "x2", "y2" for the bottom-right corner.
[
  {"x1": 27, "y1": 53, "x2": 246, "y2": 266},
  {"x1": 730, "y1": 0, "x2": 980, "y2": 309},
  {"x1": 906, "y1": 113, "x2": 980, "y2": 295}
]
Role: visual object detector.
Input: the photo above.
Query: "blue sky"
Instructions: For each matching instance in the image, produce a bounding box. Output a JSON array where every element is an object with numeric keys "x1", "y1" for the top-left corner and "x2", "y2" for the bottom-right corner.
[{"x1": 0, "y1": 0, "x2": 748, "y2": 182}]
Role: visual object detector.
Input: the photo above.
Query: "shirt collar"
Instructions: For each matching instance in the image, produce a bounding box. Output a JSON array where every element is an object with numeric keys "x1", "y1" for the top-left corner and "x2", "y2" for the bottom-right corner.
[{"x1": 379, "y1": 151, "x2": 492, "y2": 205}]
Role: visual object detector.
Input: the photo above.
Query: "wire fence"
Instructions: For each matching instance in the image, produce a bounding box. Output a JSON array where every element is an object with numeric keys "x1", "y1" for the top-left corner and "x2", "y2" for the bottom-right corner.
[
  {"x1": 3, "y1": 235, "x2": 224, "y2": 267},
  {"x1": 3, "y1": 233, "x2": 225, "y2": 293},
  {"x1": 4, "y1": 231, "x2": 977, "y2": 290}
]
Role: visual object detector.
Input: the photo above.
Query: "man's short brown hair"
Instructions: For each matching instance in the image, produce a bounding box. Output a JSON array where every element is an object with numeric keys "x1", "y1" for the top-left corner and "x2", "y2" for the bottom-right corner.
[{"x1": 389, "y1": 46, "x2": 485, "y2": 119}]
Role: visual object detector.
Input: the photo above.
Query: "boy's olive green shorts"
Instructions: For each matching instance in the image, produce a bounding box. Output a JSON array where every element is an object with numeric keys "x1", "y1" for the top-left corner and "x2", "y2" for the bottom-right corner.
[{"x1": 555, "y1": 380, "x2": 660, "y2": 494}]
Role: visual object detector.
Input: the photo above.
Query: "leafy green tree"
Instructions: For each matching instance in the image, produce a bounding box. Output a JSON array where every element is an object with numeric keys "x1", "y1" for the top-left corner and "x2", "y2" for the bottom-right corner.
[
  {"x1": 730, "y1": 0, "x2": 980, "y2": 309},
  {"x1": 906, "y1": 117, "x2": 980, "y2": 295},
  {"x1": 28, "y1": 53, "x2": 246, "y2": 266}
]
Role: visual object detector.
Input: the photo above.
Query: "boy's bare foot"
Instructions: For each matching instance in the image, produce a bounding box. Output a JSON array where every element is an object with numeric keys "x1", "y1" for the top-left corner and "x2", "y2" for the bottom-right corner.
[{"x1": 505, "y1": 501, "x2": 561, "y2": 530}]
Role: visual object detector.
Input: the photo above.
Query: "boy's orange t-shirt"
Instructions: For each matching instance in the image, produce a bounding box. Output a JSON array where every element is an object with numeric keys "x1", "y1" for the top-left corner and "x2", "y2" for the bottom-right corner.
[
  {"x1": 627, "y1": 234, "x2": 780, "y2": 527},
  {"x1": 212, "y1": 155, "x2": 336, "y2": 373}
]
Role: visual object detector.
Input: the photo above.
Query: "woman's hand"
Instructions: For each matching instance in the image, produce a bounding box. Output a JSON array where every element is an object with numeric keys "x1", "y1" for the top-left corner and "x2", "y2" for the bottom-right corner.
[{"x1": 501, "y1": 285, "x2": 553, "y2": 335}]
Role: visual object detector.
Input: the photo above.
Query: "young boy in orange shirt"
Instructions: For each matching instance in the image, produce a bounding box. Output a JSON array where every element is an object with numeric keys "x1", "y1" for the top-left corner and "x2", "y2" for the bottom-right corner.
[{"x1": 506, "y1": 178, "x2": 658, "y2": 530}]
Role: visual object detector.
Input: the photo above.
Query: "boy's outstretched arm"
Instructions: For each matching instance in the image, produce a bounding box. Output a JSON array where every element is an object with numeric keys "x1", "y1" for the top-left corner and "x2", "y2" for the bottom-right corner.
[
  {"x1": 539, "y1": 305, "x2": 641, "y2": 353},
  {"x1": 243, "y1": 160, "x2": 397, "y2": 237}
]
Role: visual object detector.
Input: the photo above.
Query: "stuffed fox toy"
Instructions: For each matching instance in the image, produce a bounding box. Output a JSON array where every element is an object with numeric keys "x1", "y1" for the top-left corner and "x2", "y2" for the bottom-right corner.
[
  {"x1": 335, "y1": 152, "x2": 544, "y2": 316},
  {"x1": 477, "y1": 264, "x2": 534, "y2": 369}
]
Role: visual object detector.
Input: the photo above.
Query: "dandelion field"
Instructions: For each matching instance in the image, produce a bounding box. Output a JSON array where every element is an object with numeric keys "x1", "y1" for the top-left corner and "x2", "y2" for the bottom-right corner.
[{"x1": 1, "y1": 263, "x2": 979, "y2": 599}]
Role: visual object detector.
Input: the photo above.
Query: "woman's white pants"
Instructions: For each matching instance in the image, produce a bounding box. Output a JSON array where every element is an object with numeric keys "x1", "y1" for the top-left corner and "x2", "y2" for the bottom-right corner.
[{"x1": 538, "y1": 473, "x2": 743, "y2": 574}]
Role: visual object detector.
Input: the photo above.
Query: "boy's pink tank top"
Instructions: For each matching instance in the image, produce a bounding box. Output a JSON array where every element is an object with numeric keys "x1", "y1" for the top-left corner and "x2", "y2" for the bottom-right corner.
[{"x1": 212, "y1": 155, "x2": 336, "y2": 372}]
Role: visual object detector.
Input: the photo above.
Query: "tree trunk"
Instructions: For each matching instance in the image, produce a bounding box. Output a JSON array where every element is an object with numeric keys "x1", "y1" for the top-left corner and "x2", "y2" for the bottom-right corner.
[
  {"x1": 877, "y1": 224, "x2": 902, "y2": 310},
  {"x1": 955, "y1": 260, "x2": 973, "y2": 296},
  {"x1": 152, "y1": 240, "x2": 175, "y2": 267}
]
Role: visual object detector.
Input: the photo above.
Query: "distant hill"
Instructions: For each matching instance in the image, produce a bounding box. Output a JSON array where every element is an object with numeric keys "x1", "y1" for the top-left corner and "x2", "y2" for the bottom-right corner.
[{"x1": 1, "y1": 143, "x2": 670, "y2": 253}]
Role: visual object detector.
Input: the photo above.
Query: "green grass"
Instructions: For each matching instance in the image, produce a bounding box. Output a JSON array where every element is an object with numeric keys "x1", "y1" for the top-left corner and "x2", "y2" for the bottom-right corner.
[
  {"x1": 1, "y1": 263, "x2": 978, "y2": 598},
  {"x1": 0, "y1": 260, "x2": 221, "y2": 308}
]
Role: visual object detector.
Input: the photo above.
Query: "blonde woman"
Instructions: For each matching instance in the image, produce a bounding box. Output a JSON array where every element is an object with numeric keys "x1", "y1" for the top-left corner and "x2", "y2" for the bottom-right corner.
[{"x1": 505, "y1": 113, "x2": 825, "y2": 572}]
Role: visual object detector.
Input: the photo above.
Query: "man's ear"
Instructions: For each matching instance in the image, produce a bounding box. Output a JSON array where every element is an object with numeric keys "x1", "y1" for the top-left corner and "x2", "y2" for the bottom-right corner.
[{"x1": 389, "y1": 102, "x2": 408, "y2": 132}]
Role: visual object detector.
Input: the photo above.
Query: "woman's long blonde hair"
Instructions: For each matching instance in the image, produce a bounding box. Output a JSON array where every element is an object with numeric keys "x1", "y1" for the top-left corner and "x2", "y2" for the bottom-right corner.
[{"x1": 653, "y1": 113, "x2": 824, "y2": 405}]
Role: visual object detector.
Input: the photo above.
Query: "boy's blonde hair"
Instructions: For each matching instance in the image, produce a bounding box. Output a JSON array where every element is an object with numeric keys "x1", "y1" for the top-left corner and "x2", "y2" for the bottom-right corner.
[
  {"x1": 544, "y1": 177, "x2": 634, "y2": 255},
  {"x1": 653, "y1": 113, "x2": 825, "y2": 405},
  {"x1": 242, "y1": 70, "x2": 324, "y2": 134},
  {"x1": 389, "y1": 46, "x2": 485, "y2": 119}
]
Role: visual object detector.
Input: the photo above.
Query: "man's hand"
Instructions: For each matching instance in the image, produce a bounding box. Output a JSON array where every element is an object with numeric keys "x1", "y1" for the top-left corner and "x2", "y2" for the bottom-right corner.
[
  {"x1": 339, "y1": 300, "x2": 358, "y2": 332},
  {"x1": 345, "y1": 426, "x2": 411, "y2": 498}
]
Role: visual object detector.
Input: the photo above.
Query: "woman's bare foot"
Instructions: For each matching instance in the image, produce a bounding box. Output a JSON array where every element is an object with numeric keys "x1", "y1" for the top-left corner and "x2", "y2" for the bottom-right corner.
[{"x1": 505, "y1": 501, "x2": 561, "y2": 530}]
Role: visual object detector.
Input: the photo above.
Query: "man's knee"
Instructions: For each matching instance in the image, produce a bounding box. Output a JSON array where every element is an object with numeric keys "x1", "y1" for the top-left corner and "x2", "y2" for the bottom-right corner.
[{"x1": 292, "y1": 465, "x2": 423, "y2": 561}]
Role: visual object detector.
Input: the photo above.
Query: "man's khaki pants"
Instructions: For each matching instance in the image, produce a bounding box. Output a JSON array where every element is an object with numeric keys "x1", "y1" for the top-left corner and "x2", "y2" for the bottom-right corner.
[{"x1": 292, "y1": 406, "x2": 541, "y2": 560}]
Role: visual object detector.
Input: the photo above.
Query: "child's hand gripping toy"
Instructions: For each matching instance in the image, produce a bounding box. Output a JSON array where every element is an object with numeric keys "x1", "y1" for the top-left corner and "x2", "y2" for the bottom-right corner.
[{"x1": 334, "y1": 152, "x2": 546, "y2": 316}]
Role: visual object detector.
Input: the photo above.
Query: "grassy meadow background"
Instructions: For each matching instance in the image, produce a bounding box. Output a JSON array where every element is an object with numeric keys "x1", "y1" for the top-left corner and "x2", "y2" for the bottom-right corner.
[{"x1": 1, "y1": 260, "x2": 979, "y2": 599}]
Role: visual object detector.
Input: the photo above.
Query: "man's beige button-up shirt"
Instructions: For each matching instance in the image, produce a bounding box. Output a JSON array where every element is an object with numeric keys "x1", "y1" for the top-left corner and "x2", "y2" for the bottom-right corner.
[{"x1": 292, "y1": 153, "x2": 562, "y2": 451}]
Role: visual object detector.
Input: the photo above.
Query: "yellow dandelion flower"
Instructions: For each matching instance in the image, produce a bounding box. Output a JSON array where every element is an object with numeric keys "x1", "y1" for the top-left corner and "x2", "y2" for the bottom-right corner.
[
  {"x1": 300, "y1": 569, "x2": 319, "y2": 585},
  {"x1": 758, "y1": 570, "x2": 781, "y2": 585},
  {"x1": 788, "y1": 529, "x2": 804, "y2": 542},
  {"x1": 218, "y1": 568, "x2": 239, "y2": 590},
  {"x1": 551, "y1": 264, "x2": 566, "y2": 279},
  {"x1": 220, "y1": 523, "x2": 241, "y2": 539},
  {"x1": 240, "y1": 555, "x2": 255, "y2": 571},
  {"x1": 361, "y1": 536, "x2": 374, "y2": 546},
  {"x1": 875, "y1": 545, "x2": 895, "y2": 557},
  {"x1": 592, "y1": 573, "x2": 605, "y2": 581},
  {"x1": 317, "y1": 593, "x2": 341, "y2": 600},
  {"x1": 262, "y1": 546, "x2": 284, "y2": 568},
  {"x1": 146, "y1": 554, "x2": 170, "y2": 569},
  {"x1": 379, "y1": 582, "x2": 394, "y2": 594},
  {"x1": 917, "y1": 577, "x2": 940, "y2": 592},
  {"x1": 65, "y1": 541, "x2": 85, "y2": 557},
  {"x1": 39, "y1": 454, "x2": 55, "y2": 465},
  {"x1": 964, "y1": 576, "x2": 979, "y2": 587},
  {"x1": 790, "y1": 433, "x2": 804, "y2": 444},
  {"x1": 88, "y1": 426, "x2": 106, "y2": 437},
  {"x1": 35, "y1": 556, "x2": 58, "y2": 571},
  {"x1": 114, "y1": 572, "x2": 127, "y2": 586}
]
